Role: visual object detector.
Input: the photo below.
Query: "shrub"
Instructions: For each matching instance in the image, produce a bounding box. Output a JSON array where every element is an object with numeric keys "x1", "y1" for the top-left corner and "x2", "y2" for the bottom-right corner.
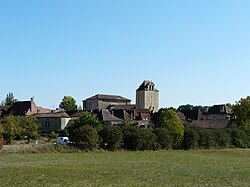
[
  {"x1": 214, "y1": 129, "x2": 230, "y2": 148},
  {"x1": 49, "y1": 131, "x2": 57, "y2": 139},
  {"x1": 123, "y1": 127, "x2": 156, "y2": 151},
  {"x1": 227, "y1": 128, "x2": 250, "y2": 148},
  {"x1": 183, "y1": 126, "x2": 200, "y2": 150},
  {"x1": 69, "y1": 125, "x2": 99, "y2": 150},
  {"x1": 0, "y1": 135, "x2": 3, "y2": 150},
  {"x1": 197, "y1": 128, "x2": 217, "y2": 149},
  {"x1": 67, "y1": 112, "x2": 103, "y2": 135},
  {"x1": 153, "y1": 128, "x2": 173, "y2": 149},
  {"x1": 99, "y1": 125, "x2": 123, "y2": 150}
]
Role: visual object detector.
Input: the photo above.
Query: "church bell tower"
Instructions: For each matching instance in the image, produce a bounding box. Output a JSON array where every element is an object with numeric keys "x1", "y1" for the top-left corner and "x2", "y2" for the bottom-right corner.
[{"x1": 136, "y1": 80, "x2": 159, "y2": 112}]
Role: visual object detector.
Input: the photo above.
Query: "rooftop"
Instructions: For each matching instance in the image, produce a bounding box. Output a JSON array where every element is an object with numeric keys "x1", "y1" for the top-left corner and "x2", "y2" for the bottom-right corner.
[
  {"x1": 136, "y1": 80, "x2": 158, "y2": 91},
  {"x1": 83, "y1": 94, "x2": 131, "y2": 102}
]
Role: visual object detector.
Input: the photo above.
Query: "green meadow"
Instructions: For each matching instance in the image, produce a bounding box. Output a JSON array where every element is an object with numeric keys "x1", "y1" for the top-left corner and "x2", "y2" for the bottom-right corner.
[{"x1": 0, "y1": 149, "x2": 249, "y2": 186}]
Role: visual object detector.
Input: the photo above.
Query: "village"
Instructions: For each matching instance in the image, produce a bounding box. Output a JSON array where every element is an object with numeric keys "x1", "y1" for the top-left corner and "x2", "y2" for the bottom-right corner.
[{"x1": 0, "y1": 80, "x2": 232, "y2": 133}]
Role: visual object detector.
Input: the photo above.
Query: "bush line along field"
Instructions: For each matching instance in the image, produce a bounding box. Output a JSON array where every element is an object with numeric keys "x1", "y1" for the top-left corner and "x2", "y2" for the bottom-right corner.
[{"x1": 0, "y1": 149, "x2": 249, "y2": 186}]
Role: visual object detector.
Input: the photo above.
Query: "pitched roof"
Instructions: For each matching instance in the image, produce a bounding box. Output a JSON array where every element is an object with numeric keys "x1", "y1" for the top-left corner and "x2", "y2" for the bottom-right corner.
[
  {"x1": 96, "y1": 109, "x2": 123, "y2": 122},
  {"x1": 136, "y1": 80, "x2": 158, "y2": 91},
  {"x1": 84, "y1": 94, "x2": 131, "y2": 102},
  {"x1": 0, "y1": 105, "x2": 10, "y2": 116},
  {"x1": 65, "y1": 110, "x2": 85, "y2": 117},
  {"x1": 190, "y1": 119, "x2": 229, "y2": 129},
  {"x1": 134, "y1": 109, "x2": 151, "y2": 120},
  {"x1": 7, "y1": 101, "x2": 37, "y2": 115},
  {"x1": 113, "y1": 109, "x2": 132, "y2": 121},
  {"x1": 108, "y1": 104, "x2": 136, "y2": 110},
  {"x1": 37, "y1": 107, "x2": 51, "y2": 114},
  {"x1": 33, "y1": 112, "x2": 70, "y2": 118},
  {"x1": 207, "y1": 105, "x2": 232, "y2": 115},
  {"x1": 180, "y1": 109, "x2": 202, "y2": 120}
]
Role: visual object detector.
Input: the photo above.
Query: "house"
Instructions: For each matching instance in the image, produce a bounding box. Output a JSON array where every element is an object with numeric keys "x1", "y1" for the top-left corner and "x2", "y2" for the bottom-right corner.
[
  {"x1": 34, "y1": 111, "x2": 71, "y2": 131},
  {"x1": 179, "y1": 104, "x2": 232, "y2": 129},
  {"x1": 82, "y1": 94, "x2": 131, "y2": 111},
  {"x1": 5, "y1": 100, "x2": 51, "y2": 116},
  {"x1": 203, "y1": 104, "x2": 231, "y2": 120},
  {"x1": 180, "y1": 109, "x2": 203, "y2": 121}
]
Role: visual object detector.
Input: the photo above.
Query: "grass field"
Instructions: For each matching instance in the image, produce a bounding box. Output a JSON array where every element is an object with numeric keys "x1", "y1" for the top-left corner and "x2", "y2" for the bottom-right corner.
[{"x1": 0, "y1": 149, "x2": 249, "y2": 186}]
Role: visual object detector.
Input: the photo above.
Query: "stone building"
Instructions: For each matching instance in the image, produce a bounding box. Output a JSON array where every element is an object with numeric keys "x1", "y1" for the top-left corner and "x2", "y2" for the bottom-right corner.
[
  {"x1": 34, "y1": 112, "x2": 71, "y2": 131},
  {"x1": 202, "y1": 104, "x2": 232, "y2": 120},
  {"x1": 4, "y1": 100, "x2": 51, "y2": 116},
  {"x1": 136, "y1": 80, "x2": 159, "y2": 112},
  {"x1": 82, "y1": 94, "x2": 131, "y2": 111}
]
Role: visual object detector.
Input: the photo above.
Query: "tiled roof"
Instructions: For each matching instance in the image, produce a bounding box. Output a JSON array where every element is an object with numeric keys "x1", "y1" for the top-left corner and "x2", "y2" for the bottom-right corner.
[
  {"x1": 84, "y1": 94, "x2": 131, "y2": 102},
  {"x1": 37, "y1": 107, "x2": 51, "y2": 114},
  {"x1": 180, "y1": 109, "x2": 202, "y2": 120},
  {"x1": 113, "y1": 109, "x2": 132, "y2": 121},
  {"x1": 190, "y1": 119, "x2": 229, "y2": 129},
  {"x1": 33, "y1": 112, "x2": 70, "y2": 118},
  {"x1": 108, "y1": 104, "x2": 136, "y2": 110},
  {"x1": 7, "y1": 101, "x2": 37, "y2": 115},
  {"x1": 96, "y1": 109, "x2": 123, "y2": 122},
  {"x1": 207, "y1": 105, "x2": 232, "y2": 114}
]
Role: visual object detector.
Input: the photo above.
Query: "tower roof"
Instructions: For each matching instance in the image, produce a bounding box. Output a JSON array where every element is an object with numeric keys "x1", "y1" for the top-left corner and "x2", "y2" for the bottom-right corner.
[{"x1": 136, "y1": 80, "x2": 158, "y2": 91}]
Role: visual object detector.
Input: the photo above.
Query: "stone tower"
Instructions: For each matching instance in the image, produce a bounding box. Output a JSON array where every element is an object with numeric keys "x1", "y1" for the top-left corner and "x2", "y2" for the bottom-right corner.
[{"x1": 136, "y1": 80, "x2": 159, "y2": 112}]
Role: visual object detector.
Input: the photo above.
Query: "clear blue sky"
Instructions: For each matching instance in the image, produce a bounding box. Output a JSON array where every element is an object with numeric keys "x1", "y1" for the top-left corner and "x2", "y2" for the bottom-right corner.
[{"x1": 1, "y1": 0, "x2": 250, "y2": 109}]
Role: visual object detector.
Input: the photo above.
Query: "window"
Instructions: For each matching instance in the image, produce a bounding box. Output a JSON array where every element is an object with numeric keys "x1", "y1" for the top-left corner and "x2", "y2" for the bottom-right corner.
[{"x1": 45, "y1": 121, "x2": 50, "y2": 127}]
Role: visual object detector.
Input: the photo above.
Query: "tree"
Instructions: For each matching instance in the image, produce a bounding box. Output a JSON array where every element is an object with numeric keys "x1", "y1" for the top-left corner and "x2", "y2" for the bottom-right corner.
[
  {"x1": 177, "y1": 104, "x2": 193, "y2": 111},
  {"x1": 0, "y1": 115, "x2": 16, "y2": 143},
  {"x1": 99, "y1": 125, "x2": 123, "y2": 150},
  {"x1": 226, "y1": 128, "x2": 250, "y2": 148},
  {"x1": 123, "y1": 126, "x2": 156, "y2": 151},
  {"x1": 67, "y1": 112, "x2": 103, "y2": 136},
  {"x1": 153, "y1": 128, "x2": 173, "y2": 149},
  {"x1": 0, "y1": 135, "x2": 3, "y2": 150},
  {"x1": 155, "y1": 108, "x2": 184, "y2": 148},
  {"x1": 70, "y1": 125, "x2": 99, "y2": 150},
  {"x1": 230, "y1": 96, "x2": 250, "y2": 131},
  {"x1": 178, "y1": 104, "x2": 208, "y2": 113},
  {"x1": 59, "y1": 96, "x2": 77, "y2": 111},
  {"x1": 0, "y1": 115, "x2": 40, "y2": 144},
  {"x1": 183, "y1": 126, "x2": 200, "y2": 150},
  {"x1": 0, "y1": 123, "x2": 3, "y2": 150},
  {"x1": 19, "y1": 116, "x2": 40, "y2": 143},
  {"x1": 2, "y1": 92, "x2": 17, "y2": 106},
  {"x1": 0, "y1": 123, "x2": 3, "y2": 135}
]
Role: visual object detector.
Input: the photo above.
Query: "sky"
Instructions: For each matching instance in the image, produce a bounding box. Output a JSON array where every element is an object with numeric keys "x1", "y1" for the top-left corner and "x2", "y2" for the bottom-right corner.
[{"x1": 1, "y1": 0, "x2": 250, "y2": 109}]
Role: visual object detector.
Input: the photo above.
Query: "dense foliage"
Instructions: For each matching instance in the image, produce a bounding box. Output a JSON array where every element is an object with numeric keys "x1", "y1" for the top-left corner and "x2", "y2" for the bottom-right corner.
[
  {"x1": 155, "y1": 108, "x2": 184, "y2": 148},
  {"x1": 183, "y1": 126, "x2": 250, "y2": 149},
  {"x1": 59, "y1": 96, "x2": 77, "y2": 111},
  {"x1": 1, "y1": 92, "x2": 17, "y2": 106},
  {"x1": 0, "y1": 115, "x2": 40, "y2": 144},
  {"x1": 230, "y1": 96, "x2": 250, "y2": 132},
  {"x1": 99, "y1": 125, "x2": 123, "y2": 150},
  {"x1": 123, "y1": 126, "x2": 156, "y2": 150},
  {"x1": 70, "y1": 125, "x2": 99, "y2": 150},
  {"x1": 153, "y1": 128, "x2": 173, "y2": 149},
  {"x1": 67, "y1": 112, "x2": 103, "y2": 136},
  {"x1": 0, "y1": 135, "x2": 3, "y2": 150}
]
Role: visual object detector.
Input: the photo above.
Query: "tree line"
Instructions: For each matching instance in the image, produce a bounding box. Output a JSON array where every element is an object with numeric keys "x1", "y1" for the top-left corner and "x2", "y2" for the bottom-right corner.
[
  {"x1": 63, "y1": 109, "x2": 250, "y2": 151},
  {"x1": 1, "y1": 95, "x2": 250, "y2": 151}
]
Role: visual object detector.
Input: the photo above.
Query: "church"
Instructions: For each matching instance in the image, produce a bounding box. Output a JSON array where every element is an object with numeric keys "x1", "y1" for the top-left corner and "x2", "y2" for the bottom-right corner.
[{"x1": 82, "y1": 80, "x2": 159, "y2": 113}]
